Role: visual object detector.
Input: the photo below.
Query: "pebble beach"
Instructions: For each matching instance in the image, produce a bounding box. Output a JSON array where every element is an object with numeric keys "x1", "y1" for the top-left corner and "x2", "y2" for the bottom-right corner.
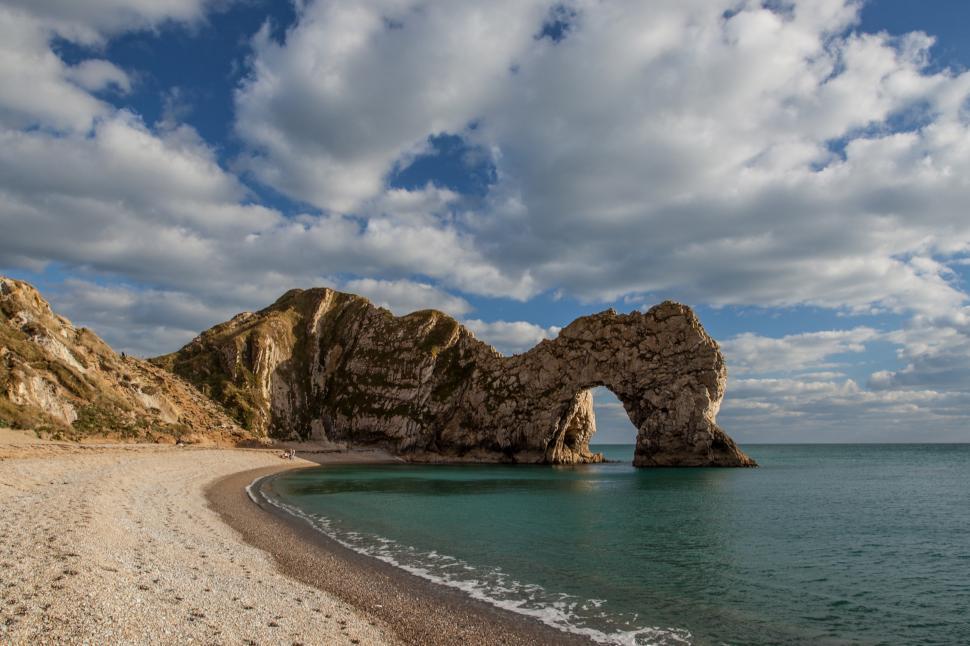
[
  {"x1": 0, "y1": 430, "x2": 397, "y2": 645},
  {"x1": 0, "y1": 429, "x2": 587, "y2": 645}
]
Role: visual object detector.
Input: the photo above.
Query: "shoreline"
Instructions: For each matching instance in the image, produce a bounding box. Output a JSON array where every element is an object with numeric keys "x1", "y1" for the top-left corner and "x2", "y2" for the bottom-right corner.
[
  {"x1": 207, "y1": 463, "x2": 594, "y2": 646},
  {"x1": 0, "y1": 428, "x2": 592, "y2": 644}
]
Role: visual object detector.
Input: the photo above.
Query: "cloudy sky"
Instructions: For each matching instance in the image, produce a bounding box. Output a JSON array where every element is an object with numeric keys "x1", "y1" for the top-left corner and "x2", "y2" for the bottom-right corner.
[{"x1": 2, "y1": 0, "x2": 970, "y2": 443}]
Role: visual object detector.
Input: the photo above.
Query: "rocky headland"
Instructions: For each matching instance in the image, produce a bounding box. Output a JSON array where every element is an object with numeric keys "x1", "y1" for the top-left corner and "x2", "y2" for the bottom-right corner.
[
  {"x1": 155, "y1": 287, "x2": 755, "y2": 467},
  {"x1": 0, "y1": 277, "x2": 250, "y2": 445}
]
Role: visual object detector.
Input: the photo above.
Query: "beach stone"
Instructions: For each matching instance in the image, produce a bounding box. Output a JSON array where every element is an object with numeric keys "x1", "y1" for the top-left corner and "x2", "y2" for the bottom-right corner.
[{"x1": 155, "y1": 288, "x2": 755, "y2": 467}]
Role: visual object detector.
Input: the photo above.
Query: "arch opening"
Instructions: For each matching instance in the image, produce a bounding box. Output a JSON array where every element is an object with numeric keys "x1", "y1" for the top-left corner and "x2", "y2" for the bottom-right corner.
[
  {"x1": 543, "y1": 383, "x2": 645, "y2": 465},
  {"x1": 589, "y1": 386, "x2": 640, "y2": 460}
]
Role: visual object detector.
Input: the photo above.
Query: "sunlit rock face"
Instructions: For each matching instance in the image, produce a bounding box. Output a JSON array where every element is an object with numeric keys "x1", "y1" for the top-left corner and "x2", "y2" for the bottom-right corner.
[
  {"x1": 0, "y1": 277, "x2": 250, "y2": 444},
  {"x1": 155, "y1": 287, "x2": 755, "y2": 467}
]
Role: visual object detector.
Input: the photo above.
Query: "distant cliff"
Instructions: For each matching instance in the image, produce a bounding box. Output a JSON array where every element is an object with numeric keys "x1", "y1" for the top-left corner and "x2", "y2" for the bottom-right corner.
[
  {"x1": 0, "y1": 277, "x2": 250, "y2": 444},
  {"x1": 154, "y1": 287, "x2": 755, "y2": 467}
]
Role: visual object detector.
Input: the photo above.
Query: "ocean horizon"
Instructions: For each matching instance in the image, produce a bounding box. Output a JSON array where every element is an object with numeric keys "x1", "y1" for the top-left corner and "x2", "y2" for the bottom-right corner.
[{"x1": 259, "y1": 443, "x2": 970, "y2": 645}]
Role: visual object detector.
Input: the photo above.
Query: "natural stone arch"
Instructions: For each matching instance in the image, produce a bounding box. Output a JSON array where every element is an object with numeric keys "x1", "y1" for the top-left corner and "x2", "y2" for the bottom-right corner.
[
  {"x1": 465, "y1": 301, "x2": 756, "y2": 467},
  {"x1": 158, "y1": 289, "x2": 755, "y2": 467}
]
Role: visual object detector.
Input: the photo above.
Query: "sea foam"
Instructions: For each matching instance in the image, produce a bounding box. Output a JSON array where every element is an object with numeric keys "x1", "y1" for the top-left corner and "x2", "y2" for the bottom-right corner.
[{"x1": 250, "y1": 475, "x2": 691, "y2": 646}]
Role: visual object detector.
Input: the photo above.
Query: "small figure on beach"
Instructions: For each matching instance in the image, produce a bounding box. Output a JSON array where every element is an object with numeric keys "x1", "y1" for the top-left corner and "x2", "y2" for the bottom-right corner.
[{"x1": 280, "y1": 449, "x2": 296, "y2": 460}]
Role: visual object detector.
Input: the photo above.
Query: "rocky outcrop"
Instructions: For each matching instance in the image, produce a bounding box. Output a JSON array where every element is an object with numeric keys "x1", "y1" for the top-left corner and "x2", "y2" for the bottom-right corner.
[
  {"x1": 155, "y1": 287, "x2": 754, "y2": 467},
  {"x1": 0, "y1": 277, "x2": 252, "y2": 444}
]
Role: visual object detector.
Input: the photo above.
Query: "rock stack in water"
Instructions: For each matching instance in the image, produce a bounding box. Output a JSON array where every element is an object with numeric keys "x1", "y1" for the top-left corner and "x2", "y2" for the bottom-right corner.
[{"x1": 154, "y1": 287, "x2": 755, "y2": 467}]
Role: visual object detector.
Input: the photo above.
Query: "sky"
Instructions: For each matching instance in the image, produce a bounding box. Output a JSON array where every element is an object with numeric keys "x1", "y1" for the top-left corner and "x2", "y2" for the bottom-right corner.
[{"x1": 2, "y1": 0, "x2": 970, "y2": 444}]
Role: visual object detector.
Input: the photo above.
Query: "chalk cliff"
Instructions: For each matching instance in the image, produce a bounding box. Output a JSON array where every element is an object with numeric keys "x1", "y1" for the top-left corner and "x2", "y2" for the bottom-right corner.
[
  {"x1": 155, "y1": 287, "x2": 754, "y2": 467},
  {"x1": 0, "y1": 277, "x2": 250, "y2": 444}
]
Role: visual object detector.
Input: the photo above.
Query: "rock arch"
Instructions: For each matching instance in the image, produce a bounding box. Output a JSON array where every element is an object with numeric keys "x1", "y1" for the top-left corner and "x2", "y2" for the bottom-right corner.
[
  {"x1": 482, "y1": 302, "x2": 756, "y2": 467},
  {"x1": 157, "y1": 289, "x2": 756, "y2": 467}
]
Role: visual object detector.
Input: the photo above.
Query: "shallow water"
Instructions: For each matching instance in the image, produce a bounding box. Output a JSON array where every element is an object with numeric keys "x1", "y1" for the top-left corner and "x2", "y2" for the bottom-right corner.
[{"x1": 262, "y1": 444, "x2": 970, "y2": 645}]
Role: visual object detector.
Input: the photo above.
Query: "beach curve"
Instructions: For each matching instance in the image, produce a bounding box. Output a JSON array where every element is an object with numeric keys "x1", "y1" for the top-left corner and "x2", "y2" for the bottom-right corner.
[
  {"x1": 0, "y1": 429, "x2": 591, "y2": 645},
  {"x1": 0, "y1": 433, "x2": 396, "y2": 644},
  {"x1": 208, "y1": 463, "x2": 594, "y2": 646}
]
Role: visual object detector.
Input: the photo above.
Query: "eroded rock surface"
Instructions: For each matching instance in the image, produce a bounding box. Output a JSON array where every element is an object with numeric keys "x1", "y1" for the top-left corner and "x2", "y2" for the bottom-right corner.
[
  {"x1": 156, "y1": 287, "x2": 754, "y2": 467},
  {"x1": 0, "y1": 277, "x2": 251, "y2": 444}
]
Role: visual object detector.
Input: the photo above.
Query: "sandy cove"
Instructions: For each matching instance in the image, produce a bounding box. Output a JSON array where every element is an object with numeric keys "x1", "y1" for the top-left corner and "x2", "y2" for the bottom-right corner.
[{"x1": 0, "y1": 429, "x2": 589, "y2": 645}]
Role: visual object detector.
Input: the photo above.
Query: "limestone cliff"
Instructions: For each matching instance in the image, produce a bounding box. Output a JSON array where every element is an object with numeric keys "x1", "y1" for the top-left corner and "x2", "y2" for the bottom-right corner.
[
  {"x1": 0, "y1": 277, "x2": 251, "y2": 444},
  {"x1": 155, "y1": 287, "x2": 755, "y2": 467}
]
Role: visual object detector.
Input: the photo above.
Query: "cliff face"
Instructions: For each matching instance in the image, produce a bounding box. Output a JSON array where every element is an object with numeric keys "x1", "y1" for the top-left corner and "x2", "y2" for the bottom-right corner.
[
  {"x1": 0, "y1": 277, "x2": 250, "y2": 444},
  {"x1": 155, "y1": 287, "x2": 754, "y2": 467}
]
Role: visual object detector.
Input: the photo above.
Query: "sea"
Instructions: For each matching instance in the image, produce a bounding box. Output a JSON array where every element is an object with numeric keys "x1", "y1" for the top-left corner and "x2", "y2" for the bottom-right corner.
[{"x1": 256, "y1": 444, "x2": 970, "y2": 645}]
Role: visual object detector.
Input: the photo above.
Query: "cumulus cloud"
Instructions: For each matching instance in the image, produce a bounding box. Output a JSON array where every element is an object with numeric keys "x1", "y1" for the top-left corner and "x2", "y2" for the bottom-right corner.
[
  {"x1": 0, "y1": 116, "x2": 521, "y2": 351},
  {"x1": 467, "y1": 3, "x2": 970, "y2": 312},
  {"x1": 1, "y1": 0, "x2": 218, "y2": 44},
  {"x1": 231, "y1": 0, "x2": 970, "y2": 316},
  {"x1": 715, "y1": 321, "x2": 970, "y2": 441},
  {"x1": 463, "y1": 319, "x2": 560, "y2": 355},
  {"x1": 0, "y1": 9, "x2": 109, "y2": 131},
  {"x1": 66, "y1": 59, "x2": 131, "y2": 94},
  {"x1": 0, "y1": 113, "x2": 280, "y2": 290},
  {"x1": 870, "y1": 306, "x2": 970, "y2": 390},
  {"x1": 342, "y1": 278, "x2": 472, "y2": 316},
  {"x1": 235, "y1": 0, "x2": 550, "y2": 213},
  {"x1": 0, "y1": 0, "x2": 528, "y2": 353},
  {"x1": 50, "y1": 279, "x2": 240, "y2": 357},
  {"x1": 10, "y1": 0, "x2": 970, "y2": 318},
  {"x1": 0, "y1": 0, "x2": 219, "y2": 132},
  {"x1": 720, "y1": 375, "x2": 970, "y2": 442},
  {"x1": 722, "y1": 327, "x2": 882, "y2": 374}
]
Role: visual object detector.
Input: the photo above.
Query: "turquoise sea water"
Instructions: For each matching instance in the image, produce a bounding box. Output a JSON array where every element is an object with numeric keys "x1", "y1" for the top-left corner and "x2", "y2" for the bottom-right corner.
[{"x1": 260, "y1": 445, "x2": 970, "y2": 645}]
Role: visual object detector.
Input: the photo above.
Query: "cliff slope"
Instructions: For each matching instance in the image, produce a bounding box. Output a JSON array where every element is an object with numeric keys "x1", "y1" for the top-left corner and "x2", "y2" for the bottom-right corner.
[
  {"x1": 155, "y1": 287, "x2": 754, "y2": 467},
  {"x1": 0, "y1": 277, "x2": 250, "y2": 444}
]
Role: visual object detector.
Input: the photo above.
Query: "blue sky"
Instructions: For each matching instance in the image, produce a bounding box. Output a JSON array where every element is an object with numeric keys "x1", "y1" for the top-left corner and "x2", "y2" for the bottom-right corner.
[{"x1": 3, "y1": 0, "x2": 970, "y2": 443}]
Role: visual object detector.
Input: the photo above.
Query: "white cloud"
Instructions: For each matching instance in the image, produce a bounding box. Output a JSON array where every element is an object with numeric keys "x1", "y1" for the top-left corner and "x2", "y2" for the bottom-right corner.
[
  {"x1": 0, "y1": 9, "x2": 109, "y2": 131},
  {"x1": 722, "y1": 327, "x2": 881, "y2": 375},
  {"x1": 0, "y1": 1, "x2": 220, "y2": 132},
  {"x1": 714, "y1": 320, "x2": 970, "y2": 441},
  {"x1": 0, "y1": 115, "x2": 526, "y2": 352},
  {"x1": 231, "y1": 0, "x2": 970, "y2": 319},
  {"x1": 235, "y1": 0, "x2": 550, "y2": 213},
  {"x1": 871, "y1": 306, "x2": 970, "y2": 390},
  {"x1": 66, "y1": 59, "x2": 131, "y2": 94},
  {"x1": 0, "y1": 0, "x2": 531, "y2": 355},
  {"x1": 465, "y1": 3, "x2": 970, "y2": 312},
  {"x1": 720, "y1": 375, "x2": 970, "y2": 442},
  {"x1": 342, "y1": 278, "x2": 472, "y2": 317},
  {"x1": 463, "y1": 319, "x2": 560, "y2": 355},
  {"x1": 7, "y1": 0, "x2": 970, "y2": 321},
  {"x1": 49, "y1": 280, "x2": 236, "y2": 357},
  {"x1": 1, "y1": 0, "x2": 217, "y2": 45}
]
